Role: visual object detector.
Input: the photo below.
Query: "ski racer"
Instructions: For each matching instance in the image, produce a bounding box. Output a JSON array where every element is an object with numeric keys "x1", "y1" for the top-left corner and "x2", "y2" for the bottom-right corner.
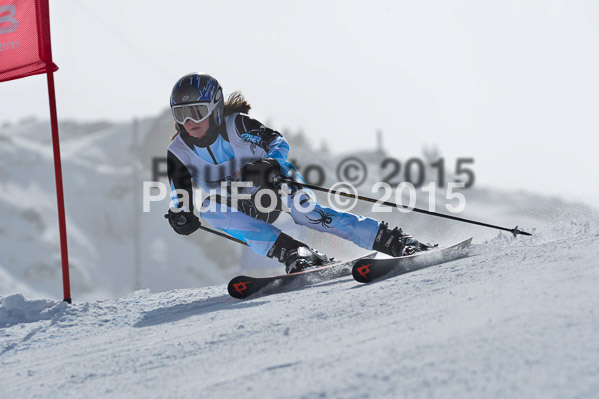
[{"x1": 165, "y1": 73, "x2": 431, "y2": 273}]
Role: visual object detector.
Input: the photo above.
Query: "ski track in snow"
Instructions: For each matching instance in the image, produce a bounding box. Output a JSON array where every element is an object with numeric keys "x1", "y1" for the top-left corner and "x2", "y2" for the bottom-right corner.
[{"x1": 1, "y1": 226, "x2": 599, "y2": 398}]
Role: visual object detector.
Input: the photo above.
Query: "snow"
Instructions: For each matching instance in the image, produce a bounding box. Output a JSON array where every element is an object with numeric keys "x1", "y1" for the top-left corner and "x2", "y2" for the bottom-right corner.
[
  {"x1": 0, "y1": 294, "x2": 67, "y2": 328},
  {"x1": 1, "y1": 115, "x2": 596, "y2": 300},
  {"x1": 2, "y1": 117, "x2": 599, "y2": 397},
  {"x1": 0, "y1": 117, "x2": 227, "y2": 300},
  {"x1": 1, "y1": 219, "x2": 598, "y2": 398}
]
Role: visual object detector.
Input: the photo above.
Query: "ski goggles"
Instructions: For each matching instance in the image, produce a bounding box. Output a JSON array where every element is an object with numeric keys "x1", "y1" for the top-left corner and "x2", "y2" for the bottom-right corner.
[{"x1": 172, "y1": 102, "x2": 213, "y2": 124}]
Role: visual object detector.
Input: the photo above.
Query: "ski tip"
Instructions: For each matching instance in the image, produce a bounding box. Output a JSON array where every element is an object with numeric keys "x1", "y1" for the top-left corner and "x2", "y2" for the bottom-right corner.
[
  {"x1": 352, "y1": 259, "x2": 374, "y2": 284},
  {"x1": 227, "y1": 276, "x2": 253, "y2": 299}
]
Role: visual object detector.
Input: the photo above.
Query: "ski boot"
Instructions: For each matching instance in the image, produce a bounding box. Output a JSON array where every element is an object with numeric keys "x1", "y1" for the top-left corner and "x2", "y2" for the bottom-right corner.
[
  {"x1": 372, "y1": 222, "x2": 436, "y2": 257},
  {"x1": 267, "y1": 233, "x2": 331, "y2": 274}
]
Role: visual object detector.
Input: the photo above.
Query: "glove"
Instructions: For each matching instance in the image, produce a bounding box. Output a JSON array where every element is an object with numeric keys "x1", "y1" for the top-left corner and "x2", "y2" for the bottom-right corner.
[
  {"x1": 164, "y1": 209, "x2": 201, "y2": 236},
  {"x1": 241, "y1": 158, "x2": 281, "y2": 187}
]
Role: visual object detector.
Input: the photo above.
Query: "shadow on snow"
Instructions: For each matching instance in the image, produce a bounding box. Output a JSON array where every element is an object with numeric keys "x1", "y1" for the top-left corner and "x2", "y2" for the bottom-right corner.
[{"x1": 133, "y1": 294, "x2": 265, "y2": 328}]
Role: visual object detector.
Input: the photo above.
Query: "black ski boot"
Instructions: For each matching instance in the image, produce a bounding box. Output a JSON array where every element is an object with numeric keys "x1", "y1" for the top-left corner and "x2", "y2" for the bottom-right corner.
[
  {"x1": 372, "y1": 222, "x2": 435, "y2": 257},
  {"x1": 267, "y1": 233, "x2": 331, "y2": 274}
]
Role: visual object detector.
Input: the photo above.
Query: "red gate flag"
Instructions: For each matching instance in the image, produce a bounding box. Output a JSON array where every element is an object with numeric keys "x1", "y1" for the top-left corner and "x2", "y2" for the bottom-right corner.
[
  {"x1": 0, "y1": 0, "x2": 71, "y2": 303},
  {"x1": 0, "y1": 0, "x2": 58, "y2": 82}
]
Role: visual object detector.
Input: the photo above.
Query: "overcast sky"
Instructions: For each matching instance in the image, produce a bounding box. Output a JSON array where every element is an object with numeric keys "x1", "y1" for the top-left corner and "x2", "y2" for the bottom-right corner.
[{"x1": 1, "y1": 0, "x2": 598, "y2": 206}]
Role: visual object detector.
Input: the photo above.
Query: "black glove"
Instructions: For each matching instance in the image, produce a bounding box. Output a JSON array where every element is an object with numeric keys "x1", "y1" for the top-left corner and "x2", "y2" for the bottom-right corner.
[
  {"x1": 241, "y1": 158, "x2": 281, "y2": 187},
  {"x1": 164, "y1": 209, "x2": 201, "y2": 235}
]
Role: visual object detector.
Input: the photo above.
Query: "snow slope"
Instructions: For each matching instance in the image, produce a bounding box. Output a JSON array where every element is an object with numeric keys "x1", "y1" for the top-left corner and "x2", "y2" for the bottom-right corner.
[
  {"x1": 2, "y1": 115, "x2": 598, "y2": 397},
  {"x1": 1, "y1": 115, "x2": 596, "y2": 301},
  {"x1": 1, "y1": 217, "x2": 598, "y2": 398},
  {"x1": 0, "y1": 117, "x2": 228, "y2": 300}
]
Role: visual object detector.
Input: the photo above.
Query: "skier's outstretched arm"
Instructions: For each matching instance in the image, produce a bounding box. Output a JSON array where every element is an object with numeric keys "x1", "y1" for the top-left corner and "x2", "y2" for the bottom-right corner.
[{"x1": 165, "y1": 150, "x2": 200, "y2": 235}]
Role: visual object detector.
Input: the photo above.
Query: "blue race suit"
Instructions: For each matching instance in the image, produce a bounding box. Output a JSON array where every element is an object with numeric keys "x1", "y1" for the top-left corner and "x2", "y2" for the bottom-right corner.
[{"x1": 167, "y1": 112, "x2": 381, "y2": 256}]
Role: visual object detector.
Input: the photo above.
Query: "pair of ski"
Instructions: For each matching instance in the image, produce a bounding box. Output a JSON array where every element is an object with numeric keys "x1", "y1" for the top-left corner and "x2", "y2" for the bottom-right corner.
[{"x1": 228, "y1": 237, "x2": 472, "y2": 299}]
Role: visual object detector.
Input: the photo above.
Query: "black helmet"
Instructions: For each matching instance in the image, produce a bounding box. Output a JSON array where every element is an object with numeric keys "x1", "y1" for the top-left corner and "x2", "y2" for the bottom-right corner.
[{"x1": 170, "y1": 73, "x2": 224, "y2": 126}]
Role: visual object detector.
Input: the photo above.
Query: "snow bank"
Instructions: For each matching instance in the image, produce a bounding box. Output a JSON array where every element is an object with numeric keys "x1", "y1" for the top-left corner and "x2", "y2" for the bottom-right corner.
[{"x1": 0, "y1": 294, "x2": 67, "y2": 328}]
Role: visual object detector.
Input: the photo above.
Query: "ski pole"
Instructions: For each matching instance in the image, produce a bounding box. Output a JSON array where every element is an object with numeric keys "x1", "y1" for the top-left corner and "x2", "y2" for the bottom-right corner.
[
  {"x1": 165, "y1": 213, "x2": 250, "y2": 246},
  {"x1": 273, "y1": 177, "x2": 532, "y2": 237}
]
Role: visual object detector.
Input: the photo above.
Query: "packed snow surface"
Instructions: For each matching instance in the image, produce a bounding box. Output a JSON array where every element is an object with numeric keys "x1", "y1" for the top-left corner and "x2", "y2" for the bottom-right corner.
[
  {"x1": 1, "y1": 219, "x2": 598, "y2": 398},
  {"x1": 2, "y1": 116, "x2": 598, "y2": 397}
]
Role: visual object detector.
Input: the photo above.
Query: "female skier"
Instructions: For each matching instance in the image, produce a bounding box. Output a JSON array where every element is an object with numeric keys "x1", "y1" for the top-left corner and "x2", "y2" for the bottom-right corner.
[{"x1": 165, "y1": 73, "x2": 430, "y2": 273}]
